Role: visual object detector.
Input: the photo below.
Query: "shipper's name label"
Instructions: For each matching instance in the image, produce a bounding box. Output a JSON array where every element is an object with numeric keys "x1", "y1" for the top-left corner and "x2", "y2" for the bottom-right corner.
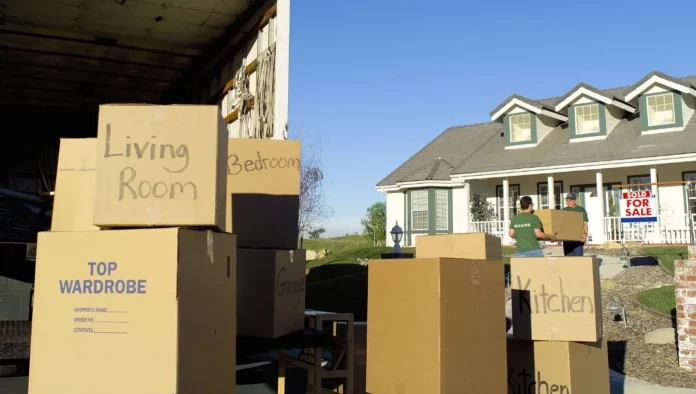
[
  {"x1": 103, "y1": 125, "x2": 197, "y2": 201},
  {"x1": 228, "y1": 151, "x2": 300, "y2": 175},
  {"x1": 515, "y1": 276, "x2": 594, "y2": 315},
  {"x1": 508, "y1": 367, "x2": 570, "y2": 394},
  {"x1": 59, "y1": 262, "x2": 147, "y2": 295}
]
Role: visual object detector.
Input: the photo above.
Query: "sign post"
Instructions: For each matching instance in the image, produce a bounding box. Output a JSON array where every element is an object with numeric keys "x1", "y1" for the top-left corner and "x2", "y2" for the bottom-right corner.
[{"x1": 620, "y1": 190, "x2": 657, "y2": 223}]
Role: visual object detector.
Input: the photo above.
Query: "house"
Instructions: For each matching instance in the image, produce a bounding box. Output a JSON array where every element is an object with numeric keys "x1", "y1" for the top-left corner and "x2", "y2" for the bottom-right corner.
[{"x1": 376, "y1": 71, "x2": 696, "y2": 246}]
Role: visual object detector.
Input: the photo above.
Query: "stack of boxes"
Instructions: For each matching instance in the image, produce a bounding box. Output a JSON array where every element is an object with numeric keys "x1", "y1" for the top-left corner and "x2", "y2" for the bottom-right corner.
[
  {"x1": 28, "y1": 104, "x2": 306, "y2": 394},
  {"x1": 365, "y1": 233, "x2": 509, "y2": 393},
  {"x1": 228, "y1": 138, "x2": 306, "y2": 339},
  {"x1": 507, "y1": 209, "x2": 610, "y2": 394}
]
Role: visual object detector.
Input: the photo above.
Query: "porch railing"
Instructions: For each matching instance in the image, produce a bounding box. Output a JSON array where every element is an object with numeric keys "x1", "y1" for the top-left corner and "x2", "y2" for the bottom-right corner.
[
  {"x1": 471, "y1": 214, "x2": 695, "y2": 245},
  {"x1": 603, "y1": 215, "x2": 694, "y2": 244}
]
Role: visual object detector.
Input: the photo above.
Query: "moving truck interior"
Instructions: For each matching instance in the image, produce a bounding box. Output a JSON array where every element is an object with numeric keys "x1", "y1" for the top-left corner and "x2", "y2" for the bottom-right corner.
[{"x1": 0, "y1": 0, "x2": 290, "y2": 381}]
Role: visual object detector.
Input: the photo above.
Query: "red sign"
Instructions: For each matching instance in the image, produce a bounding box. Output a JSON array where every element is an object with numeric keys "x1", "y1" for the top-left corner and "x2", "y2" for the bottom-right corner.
[{"x1": 620, "y1": 190, "x2": 657, "y2": 223}]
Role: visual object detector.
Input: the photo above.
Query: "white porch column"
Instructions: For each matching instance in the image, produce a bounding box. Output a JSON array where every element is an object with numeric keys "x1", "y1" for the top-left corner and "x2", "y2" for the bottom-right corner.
[
  {"x1": 650, "y1": 167, "x2": 659, "y2": 208},
  {"x1": 594, "y1": 171, "x2": 606, "y2": 244},
  {"x1": 463, "y1": 182, "x2": 471, "y2": 232},
  {"x1": 503, "y1": 179, "x2": 510, "y2": 244},
  {"x1": 547, "y1": 176, "x2": 555, "y2": 209}
]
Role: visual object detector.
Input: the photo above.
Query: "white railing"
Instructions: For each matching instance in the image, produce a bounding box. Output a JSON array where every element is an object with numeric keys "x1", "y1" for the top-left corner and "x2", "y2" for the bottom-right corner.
[
  {"x1": 472, "y1": 215, "x2": 695, "y2": 245},
  {"x1": 470, "y1": 220, "x2": 515, "y2": 245},
  {"x1": 603, "y1": 215, "x2": 695, "y2": 244}
]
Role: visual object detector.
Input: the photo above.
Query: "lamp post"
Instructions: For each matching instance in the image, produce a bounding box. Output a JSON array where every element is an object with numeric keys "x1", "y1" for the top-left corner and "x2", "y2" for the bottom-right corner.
[
  {"x1": 390, "y1": 221, "x2": 403, "y2": 254},
  {"x1": 380, "y1": 221, "x2": 414, "y2": 259}
]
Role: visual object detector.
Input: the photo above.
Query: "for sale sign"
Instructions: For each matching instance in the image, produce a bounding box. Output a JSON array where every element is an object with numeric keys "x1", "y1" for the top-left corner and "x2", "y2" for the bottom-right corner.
[{"x1": 620, "y1": 190, "x2": 657, "y2": 223}]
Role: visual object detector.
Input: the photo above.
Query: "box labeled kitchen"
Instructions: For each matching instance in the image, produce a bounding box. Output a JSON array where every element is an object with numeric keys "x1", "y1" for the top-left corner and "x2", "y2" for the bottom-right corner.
[
  {"x1": 93, "y1": 104, "x2": 228, "y2": 230},
  {"x1": 507, "y1": 338, "x2": 609, "y2": 394},
  {"x1": 510, "y1": 256, "x2": 602, "y2": 342},
  {"x1": 28, "y1": 228, "x2": 236, "y2": 394}
]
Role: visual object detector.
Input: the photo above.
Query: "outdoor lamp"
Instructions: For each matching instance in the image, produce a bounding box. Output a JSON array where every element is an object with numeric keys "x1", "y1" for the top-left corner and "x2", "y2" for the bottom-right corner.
[
  {"x1": 608, "y1": 296, "x2": 627, "y2": 328},
  {"x1": 390, "y1": 221, "x2": 404, "y2": 254}
]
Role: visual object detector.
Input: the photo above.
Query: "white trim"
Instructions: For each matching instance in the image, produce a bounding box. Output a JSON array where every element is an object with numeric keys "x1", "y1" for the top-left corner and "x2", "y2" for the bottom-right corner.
[
  {"x1": 504, "y1": 143, "x2": 538, "y2": 150},
  {"x1": 555, "y1": 87, "x2": 610, "y2": 111},
  {"x1": 613, "y1": 100, "x2": 637, "y2": 113},
  {"x1": 641, "y1": 126, "x2": 685, "y2": 135},
  {"x1": 554, "y1": 86, "x2": 636, "y2": 113},
  {"x1": 451, "y1": 153, "x2": 696, "y2": 180},
  {"x1": 376, "y1": 180, "x2": 461, "y2": 193},
  {"x1": 491, "y1": 98, "x2": 541, "y2": 121},
  {"x1": 624, "y1": 75, "x2": 691, "y2": 102},
  {"x1": 569, "y1": 135, "x2": 607, "y2": 143},
  {"x1": 540, "y1": 109, "x2": 568, "y2": 122}
]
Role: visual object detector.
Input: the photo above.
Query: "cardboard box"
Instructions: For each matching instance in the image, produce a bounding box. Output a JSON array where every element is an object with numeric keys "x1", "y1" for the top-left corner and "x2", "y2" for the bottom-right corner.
[
  {"x1": 51, "y1": 138, "x2": 99, "y2": 231},
  {"x1": 93, "y1": 105, "x2": 228, "y2": 230},
  {"x1": 510, "y1": 256, "x2": 602, "y2": 342},
  {"x1": 416, "y1": 232, "x2": 502, "y2": 260},
  {"x1": 534, "y1": 209, "x2": 585, "y2": 242},
  {"x1": 28, "y1": 228, "x2": 236, "y2": 394},
  {"x1": 366, "y1": 258, "x2": 506, "y2": 394},
  {"x1": 507, "y1": 338, "x2": 609, "y2": 394},
  {"x1": 227, "y1": 138, "x2": 300, "y2": 249},
  {"x1": 237, "y1": 249, "x2": 305, "y2": 338}
]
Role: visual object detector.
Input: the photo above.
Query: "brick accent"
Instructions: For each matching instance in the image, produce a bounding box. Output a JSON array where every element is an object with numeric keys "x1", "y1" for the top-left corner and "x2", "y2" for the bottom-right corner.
[{"x1": 676, "y1": 245, "x2": 696, "y2": 374}]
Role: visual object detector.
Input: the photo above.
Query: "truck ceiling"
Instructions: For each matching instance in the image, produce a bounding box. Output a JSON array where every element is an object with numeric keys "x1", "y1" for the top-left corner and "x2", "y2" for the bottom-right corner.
[{"x1": 0, "y1": 0, "x2": 278, "y2": 110}]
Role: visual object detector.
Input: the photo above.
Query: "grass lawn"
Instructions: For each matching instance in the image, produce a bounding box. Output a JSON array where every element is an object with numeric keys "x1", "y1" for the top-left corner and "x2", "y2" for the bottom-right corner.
[
  {"x1": 641, "y1": 246, "x2": 688, "y2": 275},
  {"x1": 300, "y1": 235, "x2": 373, "y2": 255},
  {"x1": 636, "y1": 285, "x2": 676, "y2": 316}
]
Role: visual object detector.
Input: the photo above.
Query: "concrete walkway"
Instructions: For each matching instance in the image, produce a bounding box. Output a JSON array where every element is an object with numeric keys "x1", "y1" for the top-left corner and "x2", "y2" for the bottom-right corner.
[{"x1": 506, "y1": 249, "x2": 696, "y2": 394}]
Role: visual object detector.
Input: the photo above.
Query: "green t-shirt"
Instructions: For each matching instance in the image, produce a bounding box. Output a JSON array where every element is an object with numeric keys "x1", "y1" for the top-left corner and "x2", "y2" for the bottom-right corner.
[
  {"x1": 509, "y1": 212, "x2": 542, "y2": 252},
  {"x1": 562, "y1": 205, "x2": 589, "y2": 222}
]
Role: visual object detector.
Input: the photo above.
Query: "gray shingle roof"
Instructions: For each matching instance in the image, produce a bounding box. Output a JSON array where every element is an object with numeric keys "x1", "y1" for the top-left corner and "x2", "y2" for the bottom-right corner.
[{"x1": 377, "y1": 72, "x2": 696, "y2": 187}]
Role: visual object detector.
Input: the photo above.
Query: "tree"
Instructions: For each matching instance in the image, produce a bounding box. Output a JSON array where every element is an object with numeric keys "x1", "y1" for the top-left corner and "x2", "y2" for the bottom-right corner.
[
  {"x1": 308, "y1": 228, "x2": 326, "y2": 239},
  {"x1": 470, "y1": 192, "x2": 495, "y2": 222},
  {"x1": 291, "y1": 123, "x2": 334, "y2": 237},
  {"x1": 361, "y1": 202, "x2": 386, "y2": 246}
]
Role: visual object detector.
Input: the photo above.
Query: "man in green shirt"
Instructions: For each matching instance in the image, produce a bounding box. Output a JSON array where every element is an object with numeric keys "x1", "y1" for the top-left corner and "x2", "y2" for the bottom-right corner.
[
  {"x1": 562, "y1": 192, "x2": 589, "y2": 256},
  {"x1": 508, "y1": 196, "x2": 556, "y2": 257}
]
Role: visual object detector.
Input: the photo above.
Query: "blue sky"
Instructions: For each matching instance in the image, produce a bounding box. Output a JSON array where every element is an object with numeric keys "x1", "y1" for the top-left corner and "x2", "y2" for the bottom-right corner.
[{"x1": 287, "y1": 0, "x2": 696, "y2": 237}]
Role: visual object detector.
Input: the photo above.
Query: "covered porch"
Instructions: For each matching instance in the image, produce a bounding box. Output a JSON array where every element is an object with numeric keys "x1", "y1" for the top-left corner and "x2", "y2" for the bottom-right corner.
[{"x1": 456, "y1": 161, "x2": 696, "y2": 245}]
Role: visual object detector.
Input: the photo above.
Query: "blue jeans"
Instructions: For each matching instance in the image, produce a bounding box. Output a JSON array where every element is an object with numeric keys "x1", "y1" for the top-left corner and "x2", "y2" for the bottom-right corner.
[
  {"x1": 563, "y1": 242, "x2": 585, "y2": 256},
  {"x1": 516, "y1": 249, "x2": 544, "y2": 257}
]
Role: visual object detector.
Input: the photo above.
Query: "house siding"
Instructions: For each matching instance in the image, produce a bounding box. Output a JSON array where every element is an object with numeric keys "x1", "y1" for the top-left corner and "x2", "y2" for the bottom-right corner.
[{"x1": 385, "y1": 191, "x2": 406, "y2": 247}]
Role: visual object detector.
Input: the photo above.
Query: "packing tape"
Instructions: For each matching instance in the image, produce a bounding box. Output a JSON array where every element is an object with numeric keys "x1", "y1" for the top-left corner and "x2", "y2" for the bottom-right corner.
[
  {"x1": 145, "y1": 203, "x2": 162, "y2": 226},
  {"x1": 289, "y1": 250, "x2": 294, "y2": 263},
  {"x1": 151, "y1": 105, "x2": 166, "y2": 125},
  {"x1": 469, "y1": 259, "x2": 481, "y2": 287},
  {"x1": 206, "y1": 231, "x2": 214, "y2": 263}
]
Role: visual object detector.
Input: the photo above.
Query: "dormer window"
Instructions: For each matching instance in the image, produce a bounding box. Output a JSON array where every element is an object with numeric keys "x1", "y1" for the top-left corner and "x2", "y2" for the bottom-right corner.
[
  {"x1": 646, "y1": 93, "x2": 675, "y2": 126},
  {"x1": 575, "y1": 104, "x2": 600, "y2": 135},
  {"x1": 509, "y1": 113, "x2": 532, "y2": 142}
]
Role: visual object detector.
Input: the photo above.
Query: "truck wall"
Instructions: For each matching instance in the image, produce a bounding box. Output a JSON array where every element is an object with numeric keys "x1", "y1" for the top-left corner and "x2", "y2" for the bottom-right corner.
[{"x1": 190, "y1": 0, "x2": 290, "y2": 140}]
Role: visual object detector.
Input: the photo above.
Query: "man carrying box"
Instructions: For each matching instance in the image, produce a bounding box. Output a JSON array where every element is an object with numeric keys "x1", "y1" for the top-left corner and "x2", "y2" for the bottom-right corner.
[
  {"x1": 562, "y1": 192, "x2": 589, "y2": 256},
  {"x1": 508, "y1": 196, "x2": 556, "y2": 257}
]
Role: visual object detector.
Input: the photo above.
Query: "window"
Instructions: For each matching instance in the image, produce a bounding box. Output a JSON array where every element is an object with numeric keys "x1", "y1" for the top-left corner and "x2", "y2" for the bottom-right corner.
[
  {"x1": 509, "y1": 114, "x2": 532, "y2": 143},
  {"x1": 496, "y1": 184, "x2": 520, "y2": 220},
  {"x1": 537, "y1": 182, "x2": 563, "y2": 210},
  {"x1": 628, "y1": 175, "x2": 651, "y2": 192},
  {"x1": 647, "y1": 93, "x2": 675, "y2": 127},
  {"x1": 411, "y1": 190, "x2": 428, "y2": 230},
  {"x1": 575, "y1": 104, "x2": 600, "y2": 135},
  {"x1": 435, "y1": 190, "x2": 448, "y2": 231}
]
